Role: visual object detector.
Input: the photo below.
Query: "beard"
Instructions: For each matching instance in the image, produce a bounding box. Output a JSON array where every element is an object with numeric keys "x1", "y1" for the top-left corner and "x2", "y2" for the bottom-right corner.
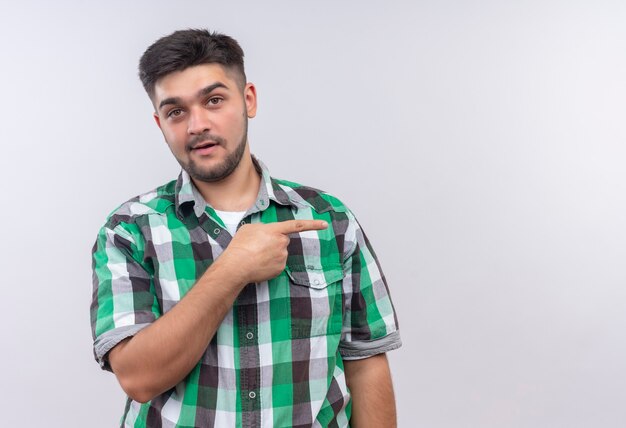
[{"x1": 180, "y1": 122, "x2": 248, "y2": 183}]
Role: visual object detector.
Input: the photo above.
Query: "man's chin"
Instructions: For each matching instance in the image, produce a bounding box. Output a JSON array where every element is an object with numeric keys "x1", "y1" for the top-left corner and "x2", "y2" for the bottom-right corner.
[
  {"x1": 182, "y1": 137, "x2": 247, "y2": 183},
  {"x1": 185, "y1": 163, "x2": 238, "y2": 183}
]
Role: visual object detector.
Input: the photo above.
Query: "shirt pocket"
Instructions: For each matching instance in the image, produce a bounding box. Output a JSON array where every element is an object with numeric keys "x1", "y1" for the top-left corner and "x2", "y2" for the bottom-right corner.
[{"x1": 285, "y1": 263, "x2": 345, "y2": 338}]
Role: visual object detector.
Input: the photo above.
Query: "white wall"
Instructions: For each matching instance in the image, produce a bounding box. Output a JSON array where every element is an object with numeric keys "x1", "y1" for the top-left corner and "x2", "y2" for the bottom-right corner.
[{"x1": 1, "y1": 1, "x2": 625, "y2": 426}]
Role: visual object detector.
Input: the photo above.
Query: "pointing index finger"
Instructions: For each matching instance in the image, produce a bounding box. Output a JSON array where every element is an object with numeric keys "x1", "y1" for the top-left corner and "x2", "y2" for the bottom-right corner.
[{"x1": 269, "y1": 219, "x2": 328, "y2": 235}]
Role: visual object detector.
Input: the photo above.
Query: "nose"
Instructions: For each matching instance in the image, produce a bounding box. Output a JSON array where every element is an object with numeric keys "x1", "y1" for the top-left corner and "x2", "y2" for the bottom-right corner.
[{"x1": 187, "y1": 106, "x2": 211, "y2": 135}]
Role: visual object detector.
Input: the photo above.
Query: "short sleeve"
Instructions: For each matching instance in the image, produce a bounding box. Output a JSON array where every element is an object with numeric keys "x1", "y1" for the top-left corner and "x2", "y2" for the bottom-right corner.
[
  {"x1": 338, "y1": 211, "x2": 402, "y2": 360},
  {"x1": 90, "y1": 222, "x2": 160, "y2": 371}
]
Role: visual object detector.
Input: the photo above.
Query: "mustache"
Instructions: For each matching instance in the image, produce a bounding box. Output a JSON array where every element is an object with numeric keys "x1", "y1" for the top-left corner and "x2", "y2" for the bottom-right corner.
[{"x1": 186, "y1": 133, "x2": 226, "y2": 151}]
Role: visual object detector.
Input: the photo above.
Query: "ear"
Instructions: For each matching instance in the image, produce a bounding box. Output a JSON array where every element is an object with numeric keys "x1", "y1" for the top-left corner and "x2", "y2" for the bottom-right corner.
[
  {"x1": 244, "y1": 83, "x2": 257, "y2": 118},
  {"x1": 153, "y1": 112, "x2": 162, "y2": 129}
]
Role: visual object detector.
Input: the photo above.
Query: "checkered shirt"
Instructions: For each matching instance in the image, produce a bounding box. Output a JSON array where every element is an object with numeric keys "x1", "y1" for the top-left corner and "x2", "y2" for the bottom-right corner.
[{"x1": 91, "y1": 157, "x2": 401, "y2": 427}]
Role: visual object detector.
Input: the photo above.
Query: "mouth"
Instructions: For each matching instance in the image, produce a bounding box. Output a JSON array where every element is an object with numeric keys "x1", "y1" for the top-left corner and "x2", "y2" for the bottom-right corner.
[
  {"x1": 191, "y1": 141, "x2": 218, "y2": 150},
  {"x1": 190, "y1": 141, "x2": 220, "y2": 155}
]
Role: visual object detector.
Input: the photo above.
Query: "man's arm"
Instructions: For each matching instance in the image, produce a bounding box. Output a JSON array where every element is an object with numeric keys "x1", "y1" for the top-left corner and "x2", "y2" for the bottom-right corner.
[
  {"x1": 107, "y1": 219, "x2": 327, "y2": 403},
  {"x1": 344, "y1": 353, "x2": 397, "y2": 428}
]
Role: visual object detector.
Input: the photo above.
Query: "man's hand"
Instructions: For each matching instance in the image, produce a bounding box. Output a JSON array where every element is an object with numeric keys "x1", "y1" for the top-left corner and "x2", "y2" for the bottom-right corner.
[{"x1": 219, "y1": 219, "x2": 328, "y2": 284}]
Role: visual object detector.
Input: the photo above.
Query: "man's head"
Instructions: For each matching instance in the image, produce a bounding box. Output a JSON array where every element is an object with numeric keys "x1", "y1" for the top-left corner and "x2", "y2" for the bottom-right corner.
[
  {"x1": 139, "y1": 29, "x2": 256, "y2": 184},
  {"x1": 139, "y1": 29, "x2": 246, "y2": 99}
]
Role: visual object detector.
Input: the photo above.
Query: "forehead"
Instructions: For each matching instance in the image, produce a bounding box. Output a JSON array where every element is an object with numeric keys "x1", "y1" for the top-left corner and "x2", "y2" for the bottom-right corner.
[{"x1": 152, "y1": 63, "x2": 238, "y2": 104}]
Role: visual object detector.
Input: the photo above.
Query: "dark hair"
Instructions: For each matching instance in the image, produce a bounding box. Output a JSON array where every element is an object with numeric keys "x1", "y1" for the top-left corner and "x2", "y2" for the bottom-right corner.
[{"x1": 138, "y1": 29, "x2": 246, "y2": 97}]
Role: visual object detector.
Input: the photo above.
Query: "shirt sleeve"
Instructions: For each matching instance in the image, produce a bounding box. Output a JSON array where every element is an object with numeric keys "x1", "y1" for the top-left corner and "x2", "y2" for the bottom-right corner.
[
  {"x1": 338, "y1": 210, "x2": 402, "y2": 360},
  {"x1": 90, "y1": 222, "x2": 160, "y2": 371}
]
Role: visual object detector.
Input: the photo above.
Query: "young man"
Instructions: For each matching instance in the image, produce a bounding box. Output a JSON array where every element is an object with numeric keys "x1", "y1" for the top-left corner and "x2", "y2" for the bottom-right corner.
[{"x1": 91, "y1": 29, "x2": 401, "y2": 427}]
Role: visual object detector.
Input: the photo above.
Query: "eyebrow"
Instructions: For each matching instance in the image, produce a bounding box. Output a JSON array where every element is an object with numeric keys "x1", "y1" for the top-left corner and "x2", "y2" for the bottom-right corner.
[{"x1": 158, "y1": 82, "x2": 229, "y2": 110}]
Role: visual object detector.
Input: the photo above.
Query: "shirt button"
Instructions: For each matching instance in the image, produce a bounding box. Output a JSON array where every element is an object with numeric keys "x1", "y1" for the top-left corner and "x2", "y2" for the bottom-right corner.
[
  {"x1": 313, "y1": 279, "x2": 320, "y2": 285},
  {"x1": 213, "y1": 228, "x2": 220, "y2": 234},
  {"x1": 246, "y1": 332, "x2": 254, "y2": 340},
  {"x1": 240, "y1": 220, "x2": 246, "y2": 226},
  {"x1": 248, "y1": 391, "x2": 256, "y2": 399}
]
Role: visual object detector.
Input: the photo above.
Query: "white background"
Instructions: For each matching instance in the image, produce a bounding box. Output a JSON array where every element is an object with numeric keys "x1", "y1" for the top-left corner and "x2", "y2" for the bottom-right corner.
[{"x1": 1, "y1": 1, "x2": 625, "y2": 427}]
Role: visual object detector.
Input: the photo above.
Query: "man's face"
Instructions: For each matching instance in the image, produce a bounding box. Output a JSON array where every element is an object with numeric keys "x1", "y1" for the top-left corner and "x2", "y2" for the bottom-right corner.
[{"x1": 152, "y1": 64, "x2": 257, "y2": 182}]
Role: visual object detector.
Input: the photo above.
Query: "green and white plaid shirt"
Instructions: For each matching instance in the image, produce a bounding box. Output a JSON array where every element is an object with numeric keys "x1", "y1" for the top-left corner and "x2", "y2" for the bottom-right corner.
[{"x1": 91, "y1": 157, "x2": 401, "y2": 428}]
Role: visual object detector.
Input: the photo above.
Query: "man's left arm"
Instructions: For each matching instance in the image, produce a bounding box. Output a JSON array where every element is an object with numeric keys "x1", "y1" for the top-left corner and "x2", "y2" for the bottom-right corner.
[
  {"x1": 344, "y1": 353, "x2": 397, "y2": 428},
  {"x1": 338, "y1": 209, "x2": 402, "y2": 426}
]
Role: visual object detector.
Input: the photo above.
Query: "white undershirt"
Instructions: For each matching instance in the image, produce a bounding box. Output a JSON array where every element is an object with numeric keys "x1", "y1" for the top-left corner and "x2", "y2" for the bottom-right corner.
[{"x1": 213, "y1": 209, "x2": 247, "y2": 236}]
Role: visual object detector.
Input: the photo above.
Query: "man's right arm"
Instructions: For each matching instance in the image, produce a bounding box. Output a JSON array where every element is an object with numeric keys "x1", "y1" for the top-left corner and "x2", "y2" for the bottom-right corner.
[{"x1": 105, "y1": 219, "x2": 327, "y2": 403}]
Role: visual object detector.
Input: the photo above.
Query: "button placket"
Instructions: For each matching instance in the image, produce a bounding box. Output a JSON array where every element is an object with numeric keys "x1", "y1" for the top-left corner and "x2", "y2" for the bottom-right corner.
[{"x1": 236, "y1": 284, "x2": 260, "y2": 422}]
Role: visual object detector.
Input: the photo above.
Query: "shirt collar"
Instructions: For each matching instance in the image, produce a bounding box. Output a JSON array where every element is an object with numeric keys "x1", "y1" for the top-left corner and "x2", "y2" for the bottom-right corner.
[{"x1": 174, "y1": 155, "x2": 301, "y2": 219}]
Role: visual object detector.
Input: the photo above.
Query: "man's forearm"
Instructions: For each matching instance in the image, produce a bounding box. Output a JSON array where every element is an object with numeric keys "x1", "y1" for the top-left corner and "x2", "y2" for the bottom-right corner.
[
  {"x1": 108, "y1": 256, "x2": 247, "y2": 403},
  {"x1": 344, "y1": 353, "x2": 397, "y2": 428}
]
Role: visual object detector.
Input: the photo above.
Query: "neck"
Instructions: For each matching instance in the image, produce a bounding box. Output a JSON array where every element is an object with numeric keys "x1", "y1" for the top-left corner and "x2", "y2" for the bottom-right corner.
[{"x1": 191, "y1": 147, "x2": 261, "y2": 212}]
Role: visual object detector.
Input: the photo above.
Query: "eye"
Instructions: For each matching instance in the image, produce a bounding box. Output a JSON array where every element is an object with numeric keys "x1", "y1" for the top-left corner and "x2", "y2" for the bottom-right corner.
[
  {"x1": 167, "y1": 108, "x2": 183, "y2": 118},
  {"x1": 207, "y1": 97, "x2": 223, "y2": 106}
]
